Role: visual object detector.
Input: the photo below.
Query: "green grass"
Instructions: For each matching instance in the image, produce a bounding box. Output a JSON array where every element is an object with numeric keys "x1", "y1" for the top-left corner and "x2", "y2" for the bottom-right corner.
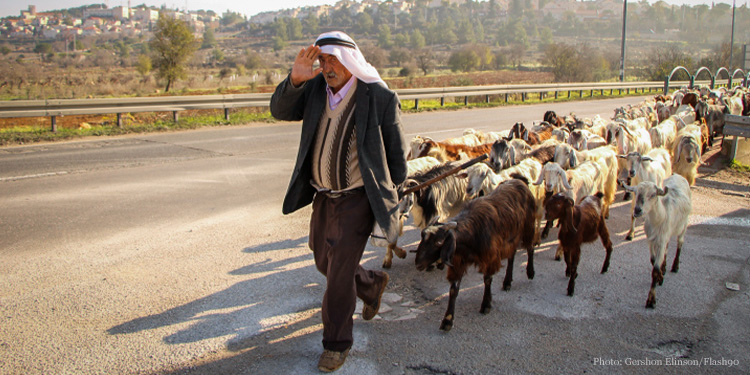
[
  {"x1": 0, "y1": 110, "x2": 275, "y2": 146},
  {"x1": 729, "y1": 160, "x2": 750, "y2": 173}
]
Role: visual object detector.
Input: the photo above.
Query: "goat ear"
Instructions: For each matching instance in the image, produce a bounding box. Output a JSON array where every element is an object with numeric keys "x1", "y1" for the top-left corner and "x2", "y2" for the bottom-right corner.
[
  {"x1": 439, "y1": 229, "x2": 456, "y2": 267},
  {"x1": 510, "y1": 149, "x2": 517, "y2": 166},
  {"x1": 641, "y1": 156, "x2": 653, "y2": 162},
  {"x1": 443, "y1": 221, "x2": 458, "y2": 230},
  {"x1": 618, "y1": 154, "x2": 627, "y2": 159},
  {"x1": 569, "y1": 151, "x2": 578, "y2": 168},
  {"x1": 657, "y1": 187, "x2": 669, "y2": 196}
]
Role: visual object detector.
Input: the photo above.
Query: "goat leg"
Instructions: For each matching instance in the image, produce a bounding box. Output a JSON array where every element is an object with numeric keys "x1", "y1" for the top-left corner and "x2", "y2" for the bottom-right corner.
[
  {"x1": 541, "y1": 219, "x2": 554, "y2": 239},
  {"x1": 567, "y1": 246, "x2": 580, "y2": 296},
  {"x1": 526, "y1": 245, "x2": 535, "y2": 280},
  {"x1": 645, "y1": 268, "x2": 661, "y2": 309},
  {"x1": 440, "y1": 280, "x2": 461, "y2": 331},
  {"x1": 382, "y1": 246, "x2": 394, "y2": 269},
  {"x1": 599, "y1": 220, "x2": 614, "y2": 274},
  {"x1": 671, "y1": 242, "x2": 683, "y2": 273},
  {"x1": 503, "y1": 254, "x2": 514, "y2": 291},
  {"x1": 480, "y1": 275, "x2": 493, "y2": 314},
  {"x1": 392, "y1": 244, "x2": 407, "y2": 259},
  {"x1": 625, "y1": 214, "x2": 636, "y2": 241}
]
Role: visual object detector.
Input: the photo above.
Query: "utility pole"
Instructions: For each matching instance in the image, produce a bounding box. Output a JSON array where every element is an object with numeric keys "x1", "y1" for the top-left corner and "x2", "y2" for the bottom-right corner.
[
  {"x1": 619, "y1": 0, "x2": 628, "y2": 82},
  {"x1": 729, "y1": 0, "x2": 736, "y2": 71}
]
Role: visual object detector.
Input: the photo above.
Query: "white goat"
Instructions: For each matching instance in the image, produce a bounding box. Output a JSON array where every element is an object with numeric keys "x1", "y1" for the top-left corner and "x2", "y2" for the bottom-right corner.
[
  {"x1": 649, "y1": 115, "x2": 678, "y2": 150},
  {"x1": 671, "y1": 124, "x2": 703, "y2": 186},
  {"x1": 619, "y1": 148, "x2": 672, "y2": 241},
  {"x1": 622, "y1": 175, "x2": 691, "y2": 309}
]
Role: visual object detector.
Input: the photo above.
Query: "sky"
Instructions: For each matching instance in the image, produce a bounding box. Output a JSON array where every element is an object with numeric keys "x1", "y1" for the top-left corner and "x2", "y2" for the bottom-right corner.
[{"x1": 0, "y1": 0, "x2": 743, "y2": 20}]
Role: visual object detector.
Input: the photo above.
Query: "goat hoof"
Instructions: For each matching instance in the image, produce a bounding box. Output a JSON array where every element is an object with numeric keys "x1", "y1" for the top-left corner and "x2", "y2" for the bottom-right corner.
[
  {"x1": 624, "y1": 234, "x2": 633, "y2": 241},
  {"x1": 554, "y1": 255, "x2": 562, "y2": 261},
  {"x1": 382, "y1": 261, "x2": 392, "y2": 269},
  {"x1": 480, "y1": 305, "x2": 492, "y2": 315},
  {"x1": 394, "y1": 247, "x2": 407, "y2": 259},
  {"x1": 622, "y1": 192, "x2": 631, "y2": 201},
  {"x1": 527, "y1": 268, "x2": 535, "y2": 280},
  {"x1": 645, "y1": 297, "x2": 656, "y2": 309},
  {"x1": 502, "y1": 282, "x2": 512, "y2": 291},
  {"x1": 439, "y1": 319, "x2": 453, "y2": 332},
  {"x1": 671, "y1": 265, "x2": 679, "y2": 273},
  {"x1": 567, "y1": 288, "x2": 575, "y2": 297}
]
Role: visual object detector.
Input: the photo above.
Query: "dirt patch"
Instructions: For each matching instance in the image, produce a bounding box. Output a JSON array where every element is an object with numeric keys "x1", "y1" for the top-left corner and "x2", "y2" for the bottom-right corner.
[{"x1": 693, "y1": 144, "x2": 750, "y2": 201}]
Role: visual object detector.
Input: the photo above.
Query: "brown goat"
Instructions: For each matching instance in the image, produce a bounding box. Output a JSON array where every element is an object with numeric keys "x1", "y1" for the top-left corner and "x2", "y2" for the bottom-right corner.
[
  {"x1": 509, "y1": 122, "x2": 553, "y2": 146},
  {"x1": 415, "y1": 179, "x2": 537, "y2": 331},
  {"x1": 417, "y1": 139, "x2": 493, "y2": 162},
  {"x1": 544, "y1": 192, "x2": 614, "y2": 296}
]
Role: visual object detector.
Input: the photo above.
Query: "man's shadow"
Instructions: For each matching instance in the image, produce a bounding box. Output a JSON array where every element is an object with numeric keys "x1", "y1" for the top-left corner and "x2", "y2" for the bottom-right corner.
[{"x1": 107, "y1": 236, "x2": 320, "y2": 347}]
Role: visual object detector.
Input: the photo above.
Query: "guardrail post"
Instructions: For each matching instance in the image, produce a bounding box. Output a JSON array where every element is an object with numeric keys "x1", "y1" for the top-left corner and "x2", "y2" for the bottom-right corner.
[
  {"x1": 464, "y1": 96, "x2": 468, "y2": 106},
  {"x1": 554, "y1": 91, "x2": 558, "y2": 99},
  {"x1": 224, "y1": 108, "x2": 230, "y2": 121},
  {"x1": 51, "y1": 116, "x2": 57, "y2": 132},
  {"x1": 579, "y1": 90, "x2": 583, "y2": 98},
  {"x1": 440, "y1": 97, "x2": 445, "y2": 106},
  {"x1": 539, "y1": 92, "x2": 543, "y2": 101},
  {"x1": 415, "y1": 99, "x2": 419, "y2": 110},
  {"x1": 505, "y1": 93, "x2": 509, "y2": 102},
  {"x1": 117, "y1": 113, "x2": 123, "y2": 128},
  {"x1": 486, "y1": 95, "x2": 490, "y2": 104},
  {"x1": 567, "y1": 91, "x2": 571, "y2": 98},
  {"x1": 521, "y1": 93, "x2": 525, "y2": 102},
  {"x1": 173, "y1": 111, "x2": 179, "y2": 123},
  {"x1": 590, "y1": 89, "x2": 594, "y2": 97}
]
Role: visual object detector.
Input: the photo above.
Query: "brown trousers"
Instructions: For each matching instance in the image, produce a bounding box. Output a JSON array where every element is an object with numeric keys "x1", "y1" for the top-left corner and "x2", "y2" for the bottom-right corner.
[{"x1": 309, "y1": 189, "x2": 386, "y2": 352}]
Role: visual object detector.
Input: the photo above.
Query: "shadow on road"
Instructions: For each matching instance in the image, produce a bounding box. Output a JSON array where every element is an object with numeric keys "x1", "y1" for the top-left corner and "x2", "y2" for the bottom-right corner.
[{"x1": 107, "y1": 236, "x2": 321, "y2": 349}]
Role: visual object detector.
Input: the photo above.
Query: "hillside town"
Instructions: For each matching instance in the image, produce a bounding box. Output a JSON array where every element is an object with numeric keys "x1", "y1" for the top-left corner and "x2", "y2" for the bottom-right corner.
[{"x1": 1, "y1": 0, "x2": 636, "y2": 41}]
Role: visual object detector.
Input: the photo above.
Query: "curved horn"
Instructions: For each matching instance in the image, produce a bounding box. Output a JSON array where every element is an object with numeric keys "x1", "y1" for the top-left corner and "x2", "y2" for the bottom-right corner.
[
  {"x1": 562, "y1": 174, "x2": 573, "y2": 190},
  {"x1": 641, "y1": 156, "x2": 654, "y2": 162},
  {"x1": 619, "y1": 124, "x2": 634, "y2": 138},
  {"x1": 534, "y1": 171, "x2": 544, "y2": 185},
  {"x1": 657, "y1": 186, "x2": 669, "y2": 196},
  {"x1": 510, "y1": 148, "x2": 517, "y2": 166}
]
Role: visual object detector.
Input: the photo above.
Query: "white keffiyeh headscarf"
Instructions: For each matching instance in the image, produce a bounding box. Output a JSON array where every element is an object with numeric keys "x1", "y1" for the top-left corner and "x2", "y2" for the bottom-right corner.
[{"x1": 315, "y1": 31, "x2": 386, "y2": 87}]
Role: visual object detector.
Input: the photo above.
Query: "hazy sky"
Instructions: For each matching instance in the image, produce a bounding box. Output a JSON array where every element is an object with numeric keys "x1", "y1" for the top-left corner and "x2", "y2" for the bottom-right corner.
[{"x1": 1, "y1": 0, "x2": 743, "y2": 19}]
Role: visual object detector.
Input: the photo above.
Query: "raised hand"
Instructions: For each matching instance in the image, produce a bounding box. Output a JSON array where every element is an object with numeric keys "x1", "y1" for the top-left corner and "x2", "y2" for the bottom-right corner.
[{"x1": 290, "y1": 45, "x2": 322, "y2": 87}]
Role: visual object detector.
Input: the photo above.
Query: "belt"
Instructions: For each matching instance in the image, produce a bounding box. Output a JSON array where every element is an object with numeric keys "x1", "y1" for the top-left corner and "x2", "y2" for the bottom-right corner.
[{"x1": 318, "y1": 187, "x2": 365, "y2": 199}]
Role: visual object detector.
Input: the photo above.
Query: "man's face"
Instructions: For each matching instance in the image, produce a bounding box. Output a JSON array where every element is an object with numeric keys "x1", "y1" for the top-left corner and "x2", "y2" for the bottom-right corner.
[{"x1": 318, "y1": 53, "x2": 353, "y2": 93}]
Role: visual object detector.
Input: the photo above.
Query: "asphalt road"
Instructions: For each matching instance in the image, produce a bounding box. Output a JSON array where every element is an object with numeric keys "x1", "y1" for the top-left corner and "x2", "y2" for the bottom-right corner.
[{"x1": 0, "y1": 96, "x2": 748, "y2": 375}]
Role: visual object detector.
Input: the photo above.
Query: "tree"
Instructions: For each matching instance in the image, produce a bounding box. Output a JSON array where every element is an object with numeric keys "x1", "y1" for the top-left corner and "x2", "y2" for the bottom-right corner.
[
  {"x1": 303, "y1": 13, "x2": 320, "y2": 36},
  {"x1": 389, "y1": 48, "x2": 411, "y2": 67},
  {"x1": 287, "y1": 18, "x2": 303, "y2": 40},
  {"x1": 150, "y1": 15, "x2": 198, "y2": 92},
  {"x1": 136, "y1": 54, "x2": 152, "y2": 76},
  {"x1": 201, "y1": 28, "x2": 216, "y2": 49},
  {"x1": 410, "y1": 29, "x2": 426, "y2": 50},
  {"x1": 415, "y1": 50, "x2": 434, "y2": 75},
  {"x1": 378, "y1": 24, "x2": 392, "y2": 49},
  {"x1": 448, "y1": 49, "x2": 481, "y2": 72}
]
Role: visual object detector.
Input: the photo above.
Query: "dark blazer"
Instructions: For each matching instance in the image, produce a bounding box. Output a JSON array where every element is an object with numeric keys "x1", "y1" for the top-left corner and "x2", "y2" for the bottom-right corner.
[{"x1": 271, "y1": 74, "x2": 408, "y2": 243}]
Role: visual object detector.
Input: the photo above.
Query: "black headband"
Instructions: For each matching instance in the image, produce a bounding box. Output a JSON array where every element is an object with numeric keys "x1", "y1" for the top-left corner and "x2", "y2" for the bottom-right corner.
[{"x1": 315, "y1": 37, "x2": 356, "y2": 49}]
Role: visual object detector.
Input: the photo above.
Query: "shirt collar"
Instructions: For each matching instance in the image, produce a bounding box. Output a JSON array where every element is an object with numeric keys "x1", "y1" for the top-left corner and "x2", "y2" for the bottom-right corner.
[{"x1": 326, "y1": 75, "x2": 357, "y2": 111}]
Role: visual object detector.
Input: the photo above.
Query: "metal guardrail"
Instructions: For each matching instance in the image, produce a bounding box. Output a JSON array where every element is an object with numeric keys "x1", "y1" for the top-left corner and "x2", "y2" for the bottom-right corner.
[
  {"x1": 0, "y1": 79, "x2": 704, "y2": 132},
  {"x1": 724, "y1": 114, "x2": 750, "y2": 161}
]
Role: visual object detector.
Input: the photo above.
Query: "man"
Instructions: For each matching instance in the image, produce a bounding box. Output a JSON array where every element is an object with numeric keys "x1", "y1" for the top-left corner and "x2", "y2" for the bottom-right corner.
[{"x1": 270, "y1": 31, "x2": 408, "y2": 372}]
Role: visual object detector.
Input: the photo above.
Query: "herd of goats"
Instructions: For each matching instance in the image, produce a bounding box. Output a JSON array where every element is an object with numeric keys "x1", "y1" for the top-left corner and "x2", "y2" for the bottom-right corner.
[{"x1": 370, "y1": 85, "x2": 750, "y2": 331}]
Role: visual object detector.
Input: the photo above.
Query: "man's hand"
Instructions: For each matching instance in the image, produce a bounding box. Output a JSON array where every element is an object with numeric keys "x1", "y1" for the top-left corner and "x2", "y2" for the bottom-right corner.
[{"x1": 290, "y1": 45, "x2": 322, "y2": 87}]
